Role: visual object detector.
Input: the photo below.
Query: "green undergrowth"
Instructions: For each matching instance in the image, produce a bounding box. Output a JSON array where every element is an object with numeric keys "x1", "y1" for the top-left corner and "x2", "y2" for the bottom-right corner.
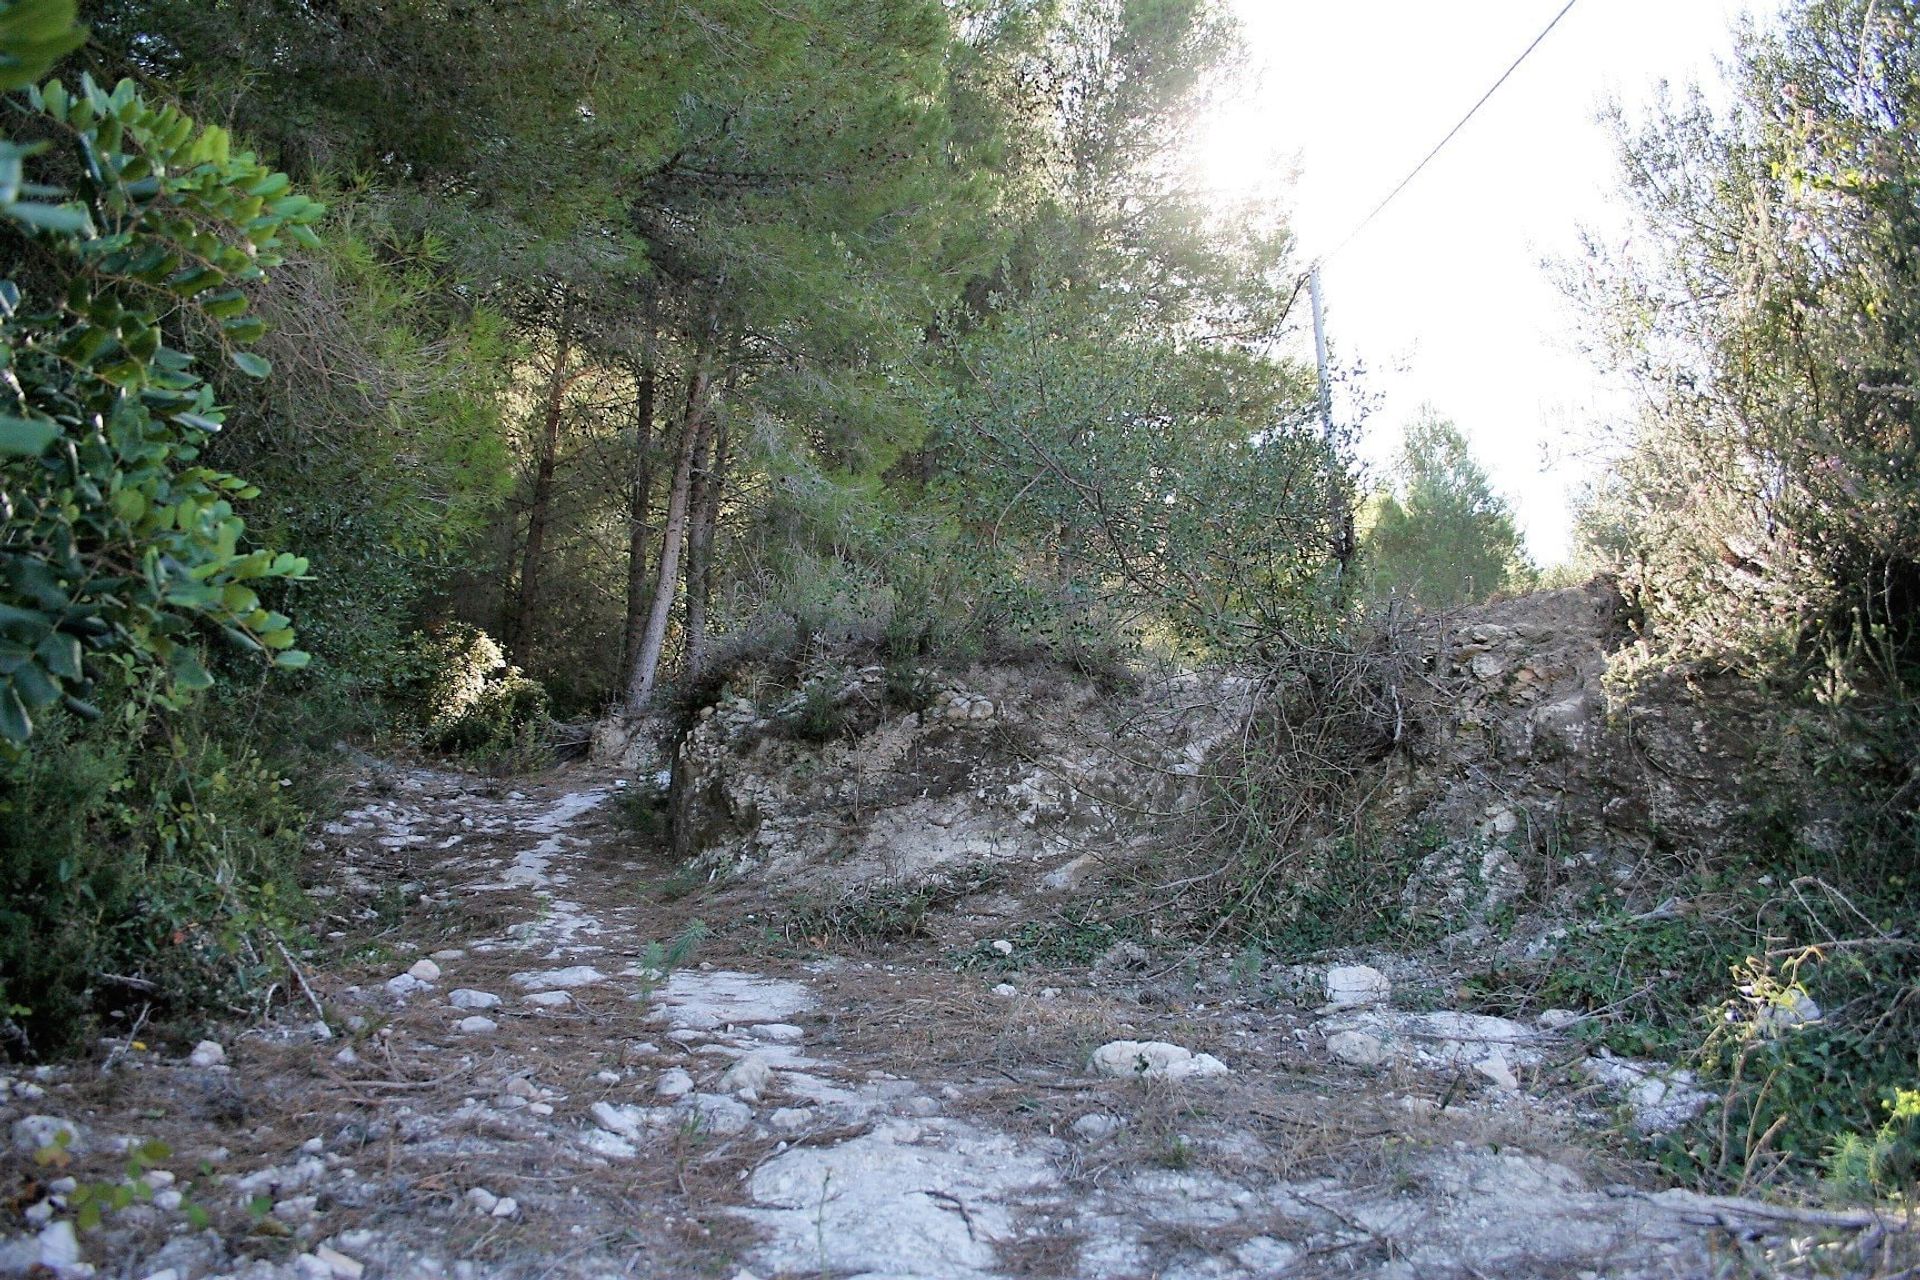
[
  {"x1": 1461, "y1": 838, "x2": 1920, "y2": 1199},
  {"x1": 954, "y1": 902, "x2": 1144, "y2": 971},
  {"x1": 0, "y1": 675, "x2": 318, "y2": 1058}
]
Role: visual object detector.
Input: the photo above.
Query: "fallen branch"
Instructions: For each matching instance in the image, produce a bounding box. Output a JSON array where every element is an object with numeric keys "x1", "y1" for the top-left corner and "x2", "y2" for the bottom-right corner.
[
  {"x1": 274, "y1": 937, "x2": 329, "y2": 1026},
  {"x1": 1638, "y1": 1187, "x2": 1916, "y2": 1233}
]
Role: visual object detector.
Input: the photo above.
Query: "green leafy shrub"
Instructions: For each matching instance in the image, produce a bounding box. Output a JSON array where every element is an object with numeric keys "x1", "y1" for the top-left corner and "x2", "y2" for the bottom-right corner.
[
  {"x1": 1827, "y1": 1087, "x2": 1920, "y2": 1204},
  {"x1": 396, "y1": 623, "x2": 549, "y2": 756},
  {"x1": 1, "y1": 66, "x2": 324, "y2": 744},
  {"x1": 0, "y1": 673, "x2": 306, "y2": 1057}
]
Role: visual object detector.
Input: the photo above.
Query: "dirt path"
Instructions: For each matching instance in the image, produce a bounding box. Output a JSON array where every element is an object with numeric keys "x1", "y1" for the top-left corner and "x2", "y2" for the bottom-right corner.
[{"x1": 0, "y1": 763, "x2": 1866, "y2": 1279}]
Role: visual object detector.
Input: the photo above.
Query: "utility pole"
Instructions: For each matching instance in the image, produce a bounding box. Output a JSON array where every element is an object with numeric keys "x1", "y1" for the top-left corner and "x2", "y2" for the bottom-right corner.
[
  {"x1": 1310, "y1": 266, "x2": 1333, "y2": 443},
  {"x1": 1309, "y1": 266, "x2": 1355, "y2": 574}
]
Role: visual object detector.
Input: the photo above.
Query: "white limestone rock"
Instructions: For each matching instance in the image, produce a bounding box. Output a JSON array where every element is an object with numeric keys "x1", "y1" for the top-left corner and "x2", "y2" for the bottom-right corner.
[
  {"x1": 1324, "y1": 965, "x2": 1391, "y2": 1008},
  {"x1": 1088, "y1": 1040, "x2": 1229, "y2": 1083},
  {"x1": 1326, "y1": 1030, "x2": 1388, "y2": 1068},
  {"x1": 449, "y1": 989, "x2": 501, "y2": 1010}
]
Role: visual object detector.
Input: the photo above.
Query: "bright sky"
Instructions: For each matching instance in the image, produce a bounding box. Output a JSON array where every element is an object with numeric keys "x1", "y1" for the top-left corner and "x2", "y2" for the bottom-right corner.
[{"x1": 1204, "y1": 0, "x2": 1752, "y2": 564}]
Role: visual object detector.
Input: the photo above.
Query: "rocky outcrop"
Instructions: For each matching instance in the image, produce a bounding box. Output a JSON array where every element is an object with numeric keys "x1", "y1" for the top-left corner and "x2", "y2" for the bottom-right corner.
[
  {"x1": 663, "y1": 662, "x2": 1252, "y2": 892},
  {"x1": 1398, "y1": 580, "x2": 1778, "y2": 872}
]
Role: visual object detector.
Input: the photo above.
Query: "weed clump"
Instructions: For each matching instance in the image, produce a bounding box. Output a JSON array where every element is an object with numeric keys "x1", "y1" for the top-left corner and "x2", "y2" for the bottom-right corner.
[{"x1": 781, "y1": 865, "x2": 1003, "y2": 949}]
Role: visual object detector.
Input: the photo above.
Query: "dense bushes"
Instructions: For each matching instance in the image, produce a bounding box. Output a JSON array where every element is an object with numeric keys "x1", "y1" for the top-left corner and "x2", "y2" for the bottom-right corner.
[
  {"x1": 1569, "y1": 0, "x2": 1920, "y2": 1196},
  {"x1": 1577, "y1": 0, "x2": 1920, "y2": 673},
  {"x1": 395, "y1": 624, "x2": 549, "y2": 758},
  {"x1": 0, "y1": 677, "x2": 307, "y2": 1057}
]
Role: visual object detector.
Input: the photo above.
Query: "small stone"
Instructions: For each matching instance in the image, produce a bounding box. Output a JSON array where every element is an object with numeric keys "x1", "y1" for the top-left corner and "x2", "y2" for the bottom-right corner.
[
  {"x1": 188, "y1": 1040, "x2": 227, "y2": 1068},
  {"x1": 719, "y1": 1054, "x2": 773, "y2": 1102},
  {"x1": 529, "y1": 1102, "x2": 553, "y2": 1116},
  {"x1": 991, "y1": 983, "x2": 1018, "y2": 998},
  {"x1": 466, "y1": 1187, "x2": 499, "y2": 1214},
  {"x1": 656, "y1": 1068, "x2": 695, "y2": 1100},
  {"x1": 1327, "y1": 1030, "x2": 1388, "y2": 1068},
  {"x1": 449, "y1": 989, "x2": 502, "y2": 1010},
  {"x1": 690, "y1": 1093, "x2": 752, "y2": 1135},
  {"x1": 152, "y1": 1188, "x2": 184, "y2": 1212},
  {"x1": 293, "y1": 1255, "x2": 334, "y2": 1280},
  {"x1": 525, "y1": 991, "x2": 572, "y2": 1008},
  {"x1": 1071, "y1": 1113, "x2": 1124, "y2": 1140},
  {"x1": 990, "y1": 939, "x2": 1014, "y2": 956},
  {"x1": 12, "y1": 1115, "x2": 85, "y2": 1155},
  {"x1": 491, "y1": 1196, "x2": 519, "y2": 1218},
  {"x1": 333, "y1": 1047, "x2": 360, "y2": 1067},
  {"x1": 312, "y1": 1245, "x2": 365, "y2": 1280},
  {"x1": 1325, "y1": 965, "x2": 1391, "y2": 1008},
  {"x1": 512, "y1": 965, "x2": 604, "y2": 991},
  {"x1": 1536, "y1": 1008, "x2": 1582, "y2": 1031},
  {"x1": 274, "y1": 1195, "x2": 319, "y2": 1222},
  {"x1": 504, "y1": 1077, "x2": 539, "y2": 1099},
  {"x1": 24, "y1": 1199, "x2": 52, "y2": 1226},
  {"x1": 456, "y1": 1016, "x2": 498, "y2": 1034},
  {"x1": 38, "y1": 1220, "x2": 80, "y2": 1270},
  {"x1": 769, "y1": 1108, "x2": 812, "y2": 1133},
  {"x1": 1474, "y1": 1053, "x2": 1521, "y2": 1091},
  {"x1": 407, "y1": 958, "x2": 441, "y2": 983},
  {"x1": 385, "y1": 974, "x2": 427, "y2": 997},
  {"x1": 430, "y1": 949, "x2": 467, "y2": 962},
  {"x1": 1088, "y1": 1040, "x2": 1230, "y2": 1083},
  {"x1": 595, "y1": 1070, "x2": 621, "y2": 1085},
  {"x1": 747, "y1": 1024, "x2": 804, "y2": 1044},
  {"x1": 591, "y1": 1101, "x2": 646, "y2": 1139},
  {"x1": 1756, "y1": 990, "x2": 1822, "y2": 1037}
]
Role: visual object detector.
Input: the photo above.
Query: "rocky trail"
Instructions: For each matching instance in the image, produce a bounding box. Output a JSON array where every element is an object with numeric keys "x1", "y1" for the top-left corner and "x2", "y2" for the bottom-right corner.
[{"x1": 0, "y1": 759, "x2": 1890, "y2": 1279}]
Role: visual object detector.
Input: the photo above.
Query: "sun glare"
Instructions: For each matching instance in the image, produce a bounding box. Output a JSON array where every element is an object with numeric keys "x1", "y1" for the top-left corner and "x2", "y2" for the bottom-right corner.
[{"x1": 1192, "y1": 101, "x2": 1294, "y2": 200}]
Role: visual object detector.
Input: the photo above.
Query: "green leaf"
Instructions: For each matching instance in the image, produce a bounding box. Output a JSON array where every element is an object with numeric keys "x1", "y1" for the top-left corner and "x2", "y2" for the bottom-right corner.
[
  {"x1": 12, "y1": 659, "x2": 59, "y2": 708},
  {"x1": 0, "y1": 683, "x2": 30, "y2": 743},
  {"x1": 0, "y1": 415, "x2": 57, "y2": 456},
  {"x1": 35, "y1": 632, "x2": 81, "y2": 680},
  {"x1": 2, "y1": 200, "x2": 90, "y2": 233},
  {"x1": 167, "y1": 646, "x2": 212, "y2": 691},
  {"x1": 272, "y1": 649, "x2": 311, "y2": 671},
  {"x1": 228, "y1": 350, "x2": 271, "y2": 379}
]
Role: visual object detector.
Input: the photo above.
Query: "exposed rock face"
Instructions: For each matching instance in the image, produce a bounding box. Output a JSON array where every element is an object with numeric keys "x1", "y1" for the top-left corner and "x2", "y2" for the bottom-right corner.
[
  {"x1": 664, "y1": 663, "x2": 1253, "y2": 893},
  {"x1": 1395, "y1": 581, "x2": 1784, "y2": 885},
  {"x1": 644, "y1": 581, "x2": 1801, "y2": 960}
]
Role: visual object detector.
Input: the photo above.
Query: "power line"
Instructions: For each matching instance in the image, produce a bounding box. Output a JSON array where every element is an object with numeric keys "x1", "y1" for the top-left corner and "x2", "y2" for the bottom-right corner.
[{"x1": 1314, "y1": 0, "x2": 1583, "y2": 269}]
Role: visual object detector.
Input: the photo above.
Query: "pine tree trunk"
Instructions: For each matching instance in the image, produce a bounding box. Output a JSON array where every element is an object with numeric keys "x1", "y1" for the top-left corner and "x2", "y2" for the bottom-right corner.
[
  {"x1": 511, "y1": 291, "x2": 573, "y2": 659},
  {"x1": 623, "y1": 309, "x2": 721, "y2": 710},
  {"x1": 619, "y1": 330, "x2": 658, "y2": 678},
  {"x1": 682, "y1": 389, "x2": 733, "y2": 678}
]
